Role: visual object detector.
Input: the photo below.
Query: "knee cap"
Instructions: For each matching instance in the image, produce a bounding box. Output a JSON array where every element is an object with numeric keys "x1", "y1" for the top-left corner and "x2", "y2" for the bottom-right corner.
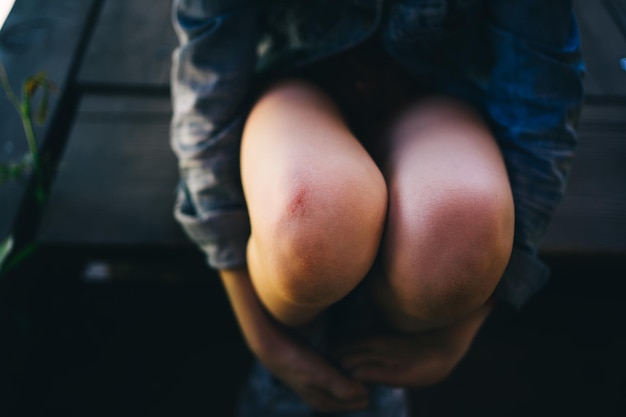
[{"x1": 387, "y1": 184, "x2": 513, "y2": 322}]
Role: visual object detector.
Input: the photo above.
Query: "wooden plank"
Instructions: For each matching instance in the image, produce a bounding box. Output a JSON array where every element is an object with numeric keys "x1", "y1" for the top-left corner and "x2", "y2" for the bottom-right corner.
[
  {"x1": 44, "y1": 97, "x2": 626, "y2": 251},
  {"x1": 79, "y1": 0, "x2": 625, "y2": 95},
  {"x1": 0, "y1": 0, "x2": 98, "y2": 241},
  {"x1": 574, "y1": 0, "x2": 626, "y2": 98},
  {"x1": 604, "y1": 0, "x2": 626, "y2": 38},
  {"x1": 78, "y1": 0, "x2": 177, "y2": 88},
  {"x1": 38, "y1": 95, "x2": 189, "y2": 246},
  {"x1": 540, "y1": 103, "x2": 626, "y2": 253}
]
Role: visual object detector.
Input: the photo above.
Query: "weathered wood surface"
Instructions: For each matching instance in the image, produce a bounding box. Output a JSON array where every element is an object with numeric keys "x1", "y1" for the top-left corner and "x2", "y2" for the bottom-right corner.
[
  {"x1": 605, "y1": 0, "x2": 626, "y2": 38},
  {"x1": 574, "y1": 0, "x2": 626, "y2": 98},
  {"x1": 540, "y1": 103, "x2": 626, "y2": 252},
  {"x1": 78, "y1": 0, "x2": 177, "y2": 88},
  {"x1": 38, "y1": 95, "x2": 188, "y2": 245},
  {"x1": 18, "y1": 0, "x2": 626, "y2": 255},
  {"x1": 40, "y1": 100, "x2": 626, "y2": 251},
  {"x1": 74, "y1": 0, "x2": 626, "y2": 96},
  {"x1": 0, "y1": 0, "x2": 98, "y2": 241}
]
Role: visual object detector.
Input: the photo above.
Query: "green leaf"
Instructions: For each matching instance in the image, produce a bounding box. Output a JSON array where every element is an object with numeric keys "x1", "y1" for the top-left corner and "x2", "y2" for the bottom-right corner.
[
  {"x1": 3, "y1": 243, "x2": 37, "y2": 274},
  {"x1": 17, "y1": 72, "x2": 56, "y2": 127},
  {"x1": 0, "y1": 63, "x2": 21, "y2": 110},
  {"x1": 0, "y1": 235, "x2": 14, "y2": 272},
  {"x1": 36, "y1": 85, "x2": 50, "y2": 124},
  {"x1": 8, "y1": 162, "x2": 23, "y2": 178},
  {"x1": 0, "y1": 157, "x2": 32, "y2": 183},
  {"x1": 35, "y1": 186, "x2": 45, "y2": 205},
  {"x1": 24, "y1": 72, "x2": 46, "y2": 98}
]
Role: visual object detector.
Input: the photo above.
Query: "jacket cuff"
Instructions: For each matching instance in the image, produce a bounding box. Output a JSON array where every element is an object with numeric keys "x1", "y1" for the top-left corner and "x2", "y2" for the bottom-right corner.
[
  {"x1": 493, "y1": 246, "x2": 550, "y2": 309},
  {"x1": 174, "y1": 187, "x2": 249, "y2": 270}
]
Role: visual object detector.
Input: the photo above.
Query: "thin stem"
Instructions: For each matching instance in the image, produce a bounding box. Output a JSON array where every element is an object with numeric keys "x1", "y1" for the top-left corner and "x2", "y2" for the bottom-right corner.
[
  {"x1": 20, "y1": 97, "x2": 44, "y2": 204},
  {"x1": 1, "y1": 64, "x2": 46, "y2": 204},
  {"x1": 0, "y1": 64, "x2": 20, "y2": 111}
]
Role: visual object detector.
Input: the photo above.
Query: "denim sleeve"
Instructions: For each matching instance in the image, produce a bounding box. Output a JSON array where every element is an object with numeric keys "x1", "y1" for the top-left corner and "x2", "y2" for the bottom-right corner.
[
  {"x1": 483, "y1": 2, "x2": 586, "y2": 308},
  {"x1": 170, "y1": 0, "x2": 256, "y2": 269}
]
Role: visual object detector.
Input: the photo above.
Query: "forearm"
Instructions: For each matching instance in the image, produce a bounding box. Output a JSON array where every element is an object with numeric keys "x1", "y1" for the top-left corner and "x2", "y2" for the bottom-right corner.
[
  {"x1": 219, "y1": 266, "x2": 370, "y2": 412},
  {"x1": 219, "y1": 267, "x2": 288, "y2": 362}
]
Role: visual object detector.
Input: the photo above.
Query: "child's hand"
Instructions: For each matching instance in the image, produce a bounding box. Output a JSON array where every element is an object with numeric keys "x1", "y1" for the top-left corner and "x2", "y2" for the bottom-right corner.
[
  {"x1": 336, "y1": 303, "x2": 492, "y2": 388},
  {"x1": 258, "y1": 327, "x2": 369, "y2": 413},
  {"x1": 220, "y1": 268, "x2": 368, "y2": 413}
]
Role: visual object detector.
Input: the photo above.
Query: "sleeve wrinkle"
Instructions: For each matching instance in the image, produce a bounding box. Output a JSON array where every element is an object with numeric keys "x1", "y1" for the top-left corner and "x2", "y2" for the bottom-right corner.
[{"x1": 170, "y1": 0, "x2": 256, "y2": 269}]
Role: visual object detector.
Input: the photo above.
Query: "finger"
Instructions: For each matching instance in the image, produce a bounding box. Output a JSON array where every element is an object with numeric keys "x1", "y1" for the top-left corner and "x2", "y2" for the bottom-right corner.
[
  {"x1": 308, "y1": 386, "x2": 369, "y2": 413},
  {"x1": 324, "y1": 370, "x2": 369, "y2": 402},
  {"x1": 351, "y1": 363, "x2": 398, "y2": 385},
  {"x1": 355, "y1": 354, "x2": 457, "y2": 388},
  {"x1": 334, "y1": 340, "x2": 386, "y2": 362},
  {"x1": 310, "y1": 357, "x2": 369, "y2": 402}
]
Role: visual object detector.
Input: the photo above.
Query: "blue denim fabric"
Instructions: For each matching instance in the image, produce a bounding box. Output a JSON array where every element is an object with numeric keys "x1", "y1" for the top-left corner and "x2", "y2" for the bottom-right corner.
[
  {"x1": 237, "y1": 361, "x2": 409, "y2": 417},
  {"x1": 170, "y1": 0, "x2": 585, "y2": 309}
]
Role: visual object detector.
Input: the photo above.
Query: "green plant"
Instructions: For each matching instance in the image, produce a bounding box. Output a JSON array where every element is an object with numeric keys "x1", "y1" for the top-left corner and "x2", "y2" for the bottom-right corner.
[
  {"x1": 0, "y1": 64, "x2": 56, "y2": 275},
  {"x1": 0, "y1": 236, "x2": 13, "y2": 271}
]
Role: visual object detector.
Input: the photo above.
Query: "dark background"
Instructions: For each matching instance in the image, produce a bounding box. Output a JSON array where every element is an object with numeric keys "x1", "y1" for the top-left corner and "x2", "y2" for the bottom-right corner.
[{"x1": 1, "y1": 250, "x2": 625, "y2": 417}]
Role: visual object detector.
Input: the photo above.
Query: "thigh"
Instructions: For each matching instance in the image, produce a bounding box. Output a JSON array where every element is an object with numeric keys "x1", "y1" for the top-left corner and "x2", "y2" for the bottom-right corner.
[
  {"x1": 372, "y1": 96, "x2": 514, "y2": 331},
  {"x1": 241, "y1": 79, "x2": 387, "y2": 326}
]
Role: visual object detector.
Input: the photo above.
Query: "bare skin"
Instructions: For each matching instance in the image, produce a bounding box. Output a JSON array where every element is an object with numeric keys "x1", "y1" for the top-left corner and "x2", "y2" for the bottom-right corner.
[
  {"x1": 221, "y1": 79, "x2": 514, "y2": 412},
  {"x1": 336, "y1": 303, "x2": 493, "y2": 388},
  {"x1": 220, "y1": 268, "x2": 369, "y2": 412}
]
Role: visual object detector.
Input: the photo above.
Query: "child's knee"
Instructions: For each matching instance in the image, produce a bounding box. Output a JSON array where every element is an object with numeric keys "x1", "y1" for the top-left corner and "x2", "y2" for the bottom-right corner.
[
  {"x1": 256, "y1": 171, "x2": 387, "y2": 307},
  {"x1": 384, "y1": 180, "x2": 514, "y2": 324}
]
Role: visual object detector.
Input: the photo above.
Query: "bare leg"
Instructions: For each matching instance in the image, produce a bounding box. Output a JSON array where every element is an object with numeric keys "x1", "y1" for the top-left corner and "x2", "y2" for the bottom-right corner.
[
  {"x1": 371, "y1": 97, "x2": 515, "y2": 332},
  {"x1": 241, "y1": 79, "x2": 388, "y2": 327},
  {"x1": 333, "y1": 97, "x2": 514, "y2": 388}
]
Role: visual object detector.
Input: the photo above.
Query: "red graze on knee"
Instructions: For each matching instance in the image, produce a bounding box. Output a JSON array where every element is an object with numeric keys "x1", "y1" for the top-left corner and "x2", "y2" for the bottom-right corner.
[
  {"x1": 286, "y1": 187, "x2": 307, "y2": 218},
  {"x1": 269, "y1": 179, "x2": 385, "y2": 307}
]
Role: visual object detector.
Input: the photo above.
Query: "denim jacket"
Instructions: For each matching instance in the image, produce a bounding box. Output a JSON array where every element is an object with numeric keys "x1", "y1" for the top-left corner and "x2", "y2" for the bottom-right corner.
[{"x1": 170, "y1": 0, "x2": 585, "y2": 309}]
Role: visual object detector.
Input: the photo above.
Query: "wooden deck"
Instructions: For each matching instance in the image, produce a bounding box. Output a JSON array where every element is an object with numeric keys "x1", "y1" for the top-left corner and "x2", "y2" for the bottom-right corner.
[
  {"x1": 2, "y1": 0, "x2": 624, "y2": 255},
  {"x1": 1, "y1": 1, "x2": 625, "y2": 415},
  {"x1": 0, "y1": 0, "x2": 98, "y2": 242},
  {"x1": 0, "y1": 0, "x2": 624, "y2": 254}
]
